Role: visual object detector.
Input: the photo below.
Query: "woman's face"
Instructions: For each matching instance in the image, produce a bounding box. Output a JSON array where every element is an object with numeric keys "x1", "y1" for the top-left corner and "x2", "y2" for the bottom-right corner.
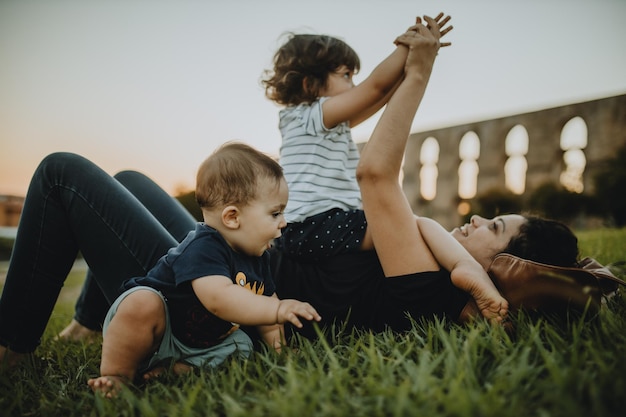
[{"x1": 450, "y1": 214, "x2": 526, "y2": 269}]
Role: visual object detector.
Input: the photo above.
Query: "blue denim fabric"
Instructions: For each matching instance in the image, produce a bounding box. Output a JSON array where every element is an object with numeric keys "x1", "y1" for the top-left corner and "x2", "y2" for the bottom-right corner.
[
  {"x1": 74, "y1": 170, "x2": 196, "y2": 330},
  {"x1": 0, "y1": 153, "x2": 195, "y2": 352}
]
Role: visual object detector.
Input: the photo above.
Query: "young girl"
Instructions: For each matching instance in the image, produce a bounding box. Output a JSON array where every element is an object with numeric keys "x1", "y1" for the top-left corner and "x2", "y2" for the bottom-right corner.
[{"x1": 262, "y1": 13, "x2": 452, "y2": 261}]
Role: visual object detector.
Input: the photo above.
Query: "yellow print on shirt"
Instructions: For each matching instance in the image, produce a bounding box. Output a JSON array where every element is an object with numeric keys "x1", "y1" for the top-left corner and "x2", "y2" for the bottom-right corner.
[{"x1": 235, "y1": 272, "x2": 265, "y2": 295}]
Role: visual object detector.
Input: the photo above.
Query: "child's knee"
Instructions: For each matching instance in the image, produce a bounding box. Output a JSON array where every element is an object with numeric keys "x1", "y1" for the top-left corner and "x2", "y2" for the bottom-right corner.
[{"x1": 118, "y1": 290, "x2": 165, "y2": 324}]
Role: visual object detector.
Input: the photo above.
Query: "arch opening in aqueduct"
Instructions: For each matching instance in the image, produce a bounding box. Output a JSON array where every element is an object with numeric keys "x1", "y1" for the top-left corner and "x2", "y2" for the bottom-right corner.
[{"x1": 401, "y1": 94, "x2": 626, "y2": 230}]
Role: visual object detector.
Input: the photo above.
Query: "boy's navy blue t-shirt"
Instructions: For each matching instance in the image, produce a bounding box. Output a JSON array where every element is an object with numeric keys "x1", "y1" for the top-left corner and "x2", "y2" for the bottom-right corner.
[{"x1": 122, "y1": 223, "x2": 276, "y2": 348}]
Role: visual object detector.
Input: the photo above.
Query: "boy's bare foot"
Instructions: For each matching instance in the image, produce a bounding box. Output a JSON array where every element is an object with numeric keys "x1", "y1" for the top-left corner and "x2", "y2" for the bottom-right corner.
[
  {"x1": 56, "y1": 319, "x2": 101, "y2": 343},
  {"x1": 0, "y1": 345, "x2": 26, "y2": 370},
  {"x1": 143, "y1": 361, "x2": 192, "y2": 381},
  {"x1": 88, "y1": 375, "x2": 128, "y2": 398}
]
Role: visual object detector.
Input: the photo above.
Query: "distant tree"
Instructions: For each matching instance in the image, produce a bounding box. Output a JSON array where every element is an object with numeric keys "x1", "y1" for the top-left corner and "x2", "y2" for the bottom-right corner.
[
  {"x1": 473, "y1": 187, "x2": 523, "y2": 218},
  {"x1": 593, "y1": 144, "x2": 626, "y2": 226},
  {"x1": 0, "y1": 238, "x2": 12, "y2": 261},
  {"x1": 526, "y1": 182, "x2": 595, "y2": 222},
  {"x1": 175, "y1": 191, "x2": 203, "y2": 221}
]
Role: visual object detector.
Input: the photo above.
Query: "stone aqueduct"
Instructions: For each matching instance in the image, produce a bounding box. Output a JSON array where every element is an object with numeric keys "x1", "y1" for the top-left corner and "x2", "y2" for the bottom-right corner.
[{"x1": 397, "y1": 94, "x2": 626, "y2": 230}]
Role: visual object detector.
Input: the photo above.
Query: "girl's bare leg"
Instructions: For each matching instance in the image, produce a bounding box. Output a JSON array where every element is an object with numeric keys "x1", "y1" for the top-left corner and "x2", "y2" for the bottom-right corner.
[{"x1": 87, "y1": 290, "x2": 165, "y2": 397}]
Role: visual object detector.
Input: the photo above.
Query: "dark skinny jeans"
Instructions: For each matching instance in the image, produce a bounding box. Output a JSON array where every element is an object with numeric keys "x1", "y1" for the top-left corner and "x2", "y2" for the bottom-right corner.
[{"x1": 0, "y1": 152, "x2": 196, "y2": 352}]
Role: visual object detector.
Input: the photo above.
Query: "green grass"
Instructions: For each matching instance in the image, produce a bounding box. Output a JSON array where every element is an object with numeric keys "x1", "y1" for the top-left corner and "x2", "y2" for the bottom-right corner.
[{"x1": 2, "y1": 229, "x2": 626, "y2": 416}]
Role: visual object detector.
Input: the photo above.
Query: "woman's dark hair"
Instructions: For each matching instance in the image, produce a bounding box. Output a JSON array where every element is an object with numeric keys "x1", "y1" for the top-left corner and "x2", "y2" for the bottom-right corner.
[
  {"x1": 502, "y1": 216, "x2": 579, "y2": 267},
  {"x1": 262, "y1": 33, "x2": 360, "y2": 106}
]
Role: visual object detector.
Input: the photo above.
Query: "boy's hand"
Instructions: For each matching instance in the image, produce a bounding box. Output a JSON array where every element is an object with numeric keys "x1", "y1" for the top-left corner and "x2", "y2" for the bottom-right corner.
[{"x1": 276, "y1": 299, "x2": 321, "y2": 328}]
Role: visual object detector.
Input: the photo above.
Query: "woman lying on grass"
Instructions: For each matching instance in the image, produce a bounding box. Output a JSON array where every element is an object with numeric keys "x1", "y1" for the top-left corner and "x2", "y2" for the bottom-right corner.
[{"x1": 0, "y1": 14, "x2": 581, "y2": 383}]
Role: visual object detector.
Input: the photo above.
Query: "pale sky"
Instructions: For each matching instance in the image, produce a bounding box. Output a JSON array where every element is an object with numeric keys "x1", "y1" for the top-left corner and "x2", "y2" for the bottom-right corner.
[{"x1": 1, "y1": 0, "x2": 625, "y2": 196}]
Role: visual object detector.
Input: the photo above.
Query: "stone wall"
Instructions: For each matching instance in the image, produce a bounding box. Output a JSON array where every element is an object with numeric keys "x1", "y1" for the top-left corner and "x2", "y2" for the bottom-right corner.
[{"x1": 402, "y1": 94, "x2": 626, "y2": 230}]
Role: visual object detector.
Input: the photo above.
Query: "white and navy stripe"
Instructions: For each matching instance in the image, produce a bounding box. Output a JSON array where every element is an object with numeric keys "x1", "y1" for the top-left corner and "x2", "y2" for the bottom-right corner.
[{"x1": 279, "y1": 98, "x2": 362, "y2": 223}]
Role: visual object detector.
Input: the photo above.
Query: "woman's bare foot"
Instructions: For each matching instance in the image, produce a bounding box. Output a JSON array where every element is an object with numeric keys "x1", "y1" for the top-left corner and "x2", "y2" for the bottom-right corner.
[
  {"x1": 0, "y1": 345, "x2": 27, "y2": 370},
  {"x1": 56, "y1": 319, "x2": 101, "y2": 343},
  {"x1": 143, "y1": 362, "x2": 192, "y2": 381},
  {"x1": 88, "y1": 375, "x2": 128, "y2": 398}
]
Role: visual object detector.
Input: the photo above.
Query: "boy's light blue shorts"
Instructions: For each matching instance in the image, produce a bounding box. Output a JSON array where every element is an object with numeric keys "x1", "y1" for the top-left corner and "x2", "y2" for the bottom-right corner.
[{"x1": 103, "y1": 286, "x2": 254, "y2": 373}]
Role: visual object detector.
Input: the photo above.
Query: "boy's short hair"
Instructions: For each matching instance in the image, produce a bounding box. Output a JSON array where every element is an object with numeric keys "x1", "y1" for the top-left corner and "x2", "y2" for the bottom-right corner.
[
  {"x1": 262, "y1": 33, "x2": 360, "y2": 106},
  {"x1": 195, "y1": 142, "x2": 284, "y2": 209}
]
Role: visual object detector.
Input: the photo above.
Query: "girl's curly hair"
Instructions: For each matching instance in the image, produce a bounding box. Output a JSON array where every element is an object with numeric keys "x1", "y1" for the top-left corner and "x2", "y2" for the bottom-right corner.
[{"x1": 262, "y1": 33, "x2": 360, "y2": 106}]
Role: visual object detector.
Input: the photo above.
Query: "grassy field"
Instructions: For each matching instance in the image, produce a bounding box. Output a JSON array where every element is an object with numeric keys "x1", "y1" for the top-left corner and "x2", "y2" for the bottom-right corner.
[{"x1": 1, "y1": 228, "x2": 626, "y2": 417}]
